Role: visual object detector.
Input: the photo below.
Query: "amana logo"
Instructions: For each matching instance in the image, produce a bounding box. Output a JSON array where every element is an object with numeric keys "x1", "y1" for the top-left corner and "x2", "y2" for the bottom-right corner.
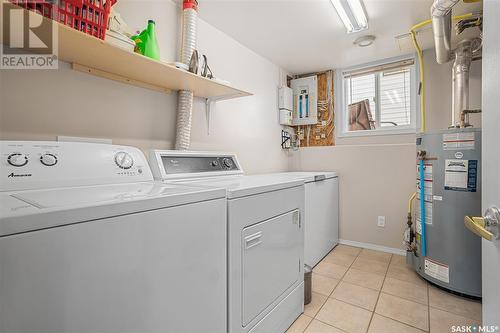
[{"x1": 7, "y1": 172, "x2": 32, "y2": 178}]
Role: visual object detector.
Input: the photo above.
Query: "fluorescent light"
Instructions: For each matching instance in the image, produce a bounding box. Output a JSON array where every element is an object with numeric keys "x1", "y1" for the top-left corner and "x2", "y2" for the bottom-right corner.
[
  {"x1": 347, "y1": 0, "x2": 368, "y2": 30},
  {"x1": 330, "y1": 0, "x2": 368, "y2": 33},
  {"x1": 330, "y1": 0, "x2": 354, "y2": 32}
]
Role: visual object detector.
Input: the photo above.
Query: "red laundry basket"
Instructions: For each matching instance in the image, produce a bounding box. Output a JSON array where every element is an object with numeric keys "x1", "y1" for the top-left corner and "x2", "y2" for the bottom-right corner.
[{"x1": 9, "y1": 0, "x2": 117, "y2": 39}]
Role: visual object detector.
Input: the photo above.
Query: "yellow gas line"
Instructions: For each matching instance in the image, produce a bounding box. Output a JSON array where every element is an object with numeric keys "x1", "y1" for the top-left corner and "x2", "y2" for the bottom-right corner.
[{"x1": 409, "y1": 12, "x2": 474, "y2": 133}]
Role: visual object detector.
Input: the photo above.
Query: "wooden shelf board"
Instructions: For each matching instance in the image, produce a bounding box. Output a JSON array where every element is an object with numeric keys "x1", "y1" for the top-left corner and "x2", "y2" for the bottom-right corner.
[{"x1": 1, "y1": 2, "x2": 252, "y2": 99}]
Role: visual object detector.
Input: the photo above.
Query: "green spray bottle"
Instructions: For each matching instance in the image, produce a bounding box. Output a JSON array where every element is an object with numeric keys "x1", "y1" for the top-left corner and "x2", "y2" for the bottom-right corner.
[{"x1": 131, "y1": 20, "x2": 160, "y2": 61}]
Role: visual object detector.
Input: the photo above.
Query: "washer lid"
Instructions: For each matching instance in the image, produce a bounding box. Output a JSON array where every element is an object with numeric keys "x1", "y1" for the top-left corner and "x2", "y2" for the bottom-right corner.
[
  {"x1": 175, "y1": 174, "x2": 303, "y2": 199},
  {"x1": 0, "y1": 182, "x2": 225, "y2": 237}
]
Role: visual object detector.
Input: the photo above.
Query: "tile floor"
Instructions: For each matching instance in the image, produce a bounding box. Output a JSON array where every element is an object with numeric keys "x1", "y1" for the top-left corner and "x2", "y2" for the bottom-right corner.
[{"x1": 286, "y1": 245, "x2": 482, "y2": 333}]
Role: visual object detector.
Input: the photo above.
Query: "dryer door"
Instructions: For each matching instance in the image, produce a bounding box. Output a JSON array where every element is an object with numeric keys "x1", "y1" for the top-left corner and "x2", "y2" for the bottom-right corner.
[{"x1": 241, "y1": 209, "x2": 301, "y2": 326}]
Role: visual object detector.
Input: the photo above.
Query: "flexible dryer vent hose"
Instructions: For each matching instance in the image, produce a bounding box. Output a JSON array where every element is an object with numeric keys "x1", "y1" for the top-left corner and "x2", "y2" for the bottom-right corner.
[{"x1": 175, "y1": 0, "x2": 198, "y2": 150}]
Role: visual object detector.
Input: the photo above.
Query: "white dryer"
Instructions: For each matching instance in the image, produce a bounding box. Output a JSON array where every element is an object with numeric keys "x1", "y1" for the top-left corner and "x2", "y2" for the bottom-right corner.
[
  {"x1": 150, "y1": 151, "x2": 305, "y2": 333},
  {"x1": 0, "y1": 141, "x2": 227, "y2": 333},
  {"x1": 271, "y1": 172, "x2": 339, "y2": 267}
]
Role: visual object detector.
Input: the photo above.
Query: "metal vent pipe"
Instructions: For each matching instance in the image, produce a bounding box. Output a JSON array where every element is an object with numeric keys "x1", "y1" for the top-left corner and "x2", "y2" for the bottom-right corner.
[
  {"x1": 431, "y1": 0, "x2": 481, "y2": 128},
  {"x1": 431, "y1": 0, "x2": 461, "y2": 64},
  {"x1": 452, "y1": 39, "x2": 473, "y2": 127},
  {"x1": 175, "y1": 0, "x2": 198, "y2": 150}
]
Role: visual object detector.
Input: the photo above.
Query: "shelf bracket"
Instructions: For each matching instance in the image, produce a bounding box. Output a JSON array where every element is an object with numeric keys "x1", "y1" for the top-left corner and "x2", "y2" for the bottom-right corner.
[
  {"x1": 205, "y1": 98, "x2": 216, "y2": 135},
  {"x1": 203, "y1": 93, "x2": 248, "y2": 135}
]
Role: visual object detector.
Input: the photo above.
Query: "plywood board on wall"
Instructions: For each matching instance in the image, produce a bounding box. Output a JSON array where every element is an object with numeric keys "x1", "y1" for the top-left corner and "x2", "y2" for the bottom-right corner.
[{"x1": 295, "y1": 70, "x2": 335, "y2": 147}]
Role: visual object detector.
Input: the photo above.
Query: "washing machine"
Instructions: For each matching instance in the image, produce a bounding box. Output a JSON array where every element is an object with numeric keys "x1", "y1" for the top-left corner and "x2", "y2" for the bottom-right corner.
[
  {"x1": 270, "y1": 172, "x2": 339, "y2": 267},
  {"x1": 0, "y1": 141, "x2": 227, "y2": 333},
  {"x1": 149, "y1": 150, "x2": 305, "y2": 333}
]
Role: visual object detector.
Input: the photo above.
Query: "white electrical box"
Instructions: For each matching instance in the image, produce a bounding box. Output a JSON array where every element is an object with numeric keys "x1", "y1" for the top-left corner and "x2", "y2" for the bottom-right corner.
[
  {"x1": 278, "y1": 86, "x2": 293, "y2": 126},
  {"x1": 291, "y1": 76, "x2": 318, "y2": 126}
]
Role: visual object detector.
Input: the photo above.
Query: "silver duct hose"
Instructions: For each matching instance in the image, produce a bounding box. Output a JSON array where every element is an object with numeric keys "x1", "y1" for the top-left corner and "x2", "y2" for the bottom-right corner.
[
  {"x1": 452, "y1": 40, "x2": 473, "y2": 127},
  {"x1": 431, "y1": 0, "x2": 482, "y2": 127},
  {"x1": 175, "y1": 1, "x2": 198, "y2": 150},
  {"x1": 431, "y1": 0, "x2": 460, "y2": 64}
]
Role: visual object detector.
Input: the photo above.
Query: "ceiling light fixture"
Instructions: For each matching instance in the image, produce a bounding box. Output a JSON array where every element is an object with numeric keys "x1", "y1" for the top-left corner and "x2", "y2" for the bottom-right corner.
[
  {"x1": 353, "y1": 35, "x2": 376, "y2": 47},
  {"x1": 330, "y1": 0, "x2": 368, "y2": 34}
]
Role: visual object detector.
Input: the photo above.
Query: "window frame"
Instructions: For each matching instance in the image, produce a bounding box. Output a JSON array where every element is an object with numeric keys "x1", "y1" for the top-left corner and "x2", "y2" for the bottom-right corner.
[{"x1": 336, "y1": 54, "x2": 420, "y2": 138}]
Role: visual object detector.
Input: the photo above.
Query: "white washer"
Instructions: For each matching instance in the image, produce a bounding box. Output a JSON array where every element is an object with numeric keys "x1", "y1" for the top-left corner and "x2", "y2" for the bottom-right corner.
[
  {"x1": 150, "y1": 151, "x2": 305, "y2": 333},
  {"x1": 0, "y1": 141, "x2": 227, "y2": 333},
  {"x1": 271, "y1": 172, "x2": 339, "y2": 267}
]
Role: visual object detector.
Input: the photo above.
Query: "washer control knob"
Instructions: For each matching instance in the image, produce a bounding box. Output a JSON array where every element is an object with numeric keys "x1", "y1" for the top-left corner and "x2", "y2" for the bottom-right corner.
[
  {"x1": 211, "y1": 160, "x2": 219, "y2": 167},
  {"x1": 222, "y1": 158, "x2": 233, "y2": 169},
  {"x1": 40, "y1": 153, "x2": 58, "y2": 166},
  {"x1": 114, "y1": 152, "x2": 134, "y2": 169},
  {"x1": 7, "y1": 153, "x2": 28, "y2": 167}
]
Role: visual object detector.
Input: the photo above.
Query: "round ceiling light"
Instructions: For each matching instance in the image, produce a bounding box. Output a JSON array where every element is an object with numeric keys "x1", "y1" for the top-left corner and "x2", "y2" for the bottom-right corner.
[{"x1": 354, "y1": 35, "x2": 376, "y2": 47}]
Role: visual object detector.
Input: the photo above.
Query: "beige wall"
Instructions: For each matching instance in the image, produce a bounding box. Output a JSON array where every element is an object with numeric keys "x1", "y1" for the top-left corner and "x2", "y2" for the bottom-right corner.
[
  {"x1": 0, "y1": 0, "x2": 288, "y2": 174},
  {"x1": 289, "y1": 49, "x2": 482, "y2": 250}
]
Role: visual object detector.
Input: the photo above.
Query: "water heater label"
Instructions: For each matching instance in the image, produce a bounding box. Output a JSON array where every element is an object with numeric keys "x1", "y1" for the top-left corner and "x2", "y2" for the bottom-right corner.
[
  {"x1": 442, "y1": 132, "x2": 475, "y2": 150},
  {"x1": 416, "y1": 163, "x2": 433, "y2": 230},
  {"x1": 444, "y1": 159, "x2": 478, "y2": 192},
  {"x1": 424, "y1": 258, "x2": 449, "y2": 283}
]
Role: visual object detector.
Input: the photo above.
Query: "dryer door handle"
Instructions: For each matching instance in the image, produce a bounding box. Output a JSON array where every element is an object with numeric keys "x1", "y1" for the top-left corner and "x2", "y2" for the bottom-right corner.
[{"x1": 244, "y1": 231, "x2": 263, "y2": 250}]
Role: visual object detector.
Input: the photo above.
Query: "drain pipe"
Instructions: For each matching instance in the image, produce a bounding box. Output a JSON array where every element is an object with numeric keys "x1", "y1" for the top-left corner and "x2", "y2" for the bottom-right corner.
[{"x1": 175, "y1": 0, "x2": 198, "y2": 150}]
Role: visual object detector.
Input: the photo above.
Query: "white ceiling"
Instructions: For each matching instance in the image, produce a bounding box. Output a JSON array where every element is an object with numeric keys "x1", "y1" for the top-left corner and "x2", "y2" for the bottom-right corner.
[{"x1": 197, "y1": 0, "x2": 482, "y2": 74}]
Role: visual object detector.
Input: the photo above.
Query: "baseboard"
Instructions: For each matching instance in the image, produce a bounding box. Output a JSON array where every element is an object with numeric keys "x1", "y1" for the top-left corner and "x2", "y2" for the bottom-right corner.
[{"x1": 339, "y1": 239, "x2": 406, "y2": 256}]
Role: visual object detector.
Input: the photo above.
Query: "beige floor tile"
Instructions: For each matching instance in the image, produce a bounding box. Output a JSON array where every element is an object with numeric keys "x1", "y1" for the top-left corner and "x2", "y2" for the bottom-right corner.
[
  {"x1": 358, "y1": 249, "x2": 392, "y2": 263},
  {"x1": 386, "y1": 264, "x2": 427, "y2": 287},
  {"x1": 332, "y1": 244, "x2": 362, "y2": 257},
  {"x1": 305, "y1": 292, "x2": 328, "y2": 317},
  {"x1": 428, "y1": 285, "x2": 482, "y2": 321},
  {"x1": 382, "y1": 277, "x2": 428, "y2": 305},
  {"x1": 331, "y1": 281, "x2": 379, "y2": 311},
  {"x1": 351, "y1": 257, "x2": 389, "y2": 275},
  {"x1": 375, "y1": 293, "x2": 429, "y2": 331},
  {"x1": 342, "y1": 268, "x2": 385, "y2": 291},
  {"x1": 368, "y1": 314, "x2": 426, "y2": 333},
  {"x1": 313, "y1": 261, "x2": 349, "y2": 280},
  {"x1": 312, "y1": 273, "x2": 340, "y2": 296},
  {"x1": 286, "y1": 314, "x2": 313, "y2": 333},
  {"x1": 305, "y1": 319, "x2": 345, "y2": 333},
  {"x1": 316, "y1": 299, "x2": 372, "y2": 333},
  {"x1": 430, "y1": 307, "x2": 482, "y2": 333},
  {"x1": 389, "y1": 254, "x2": 406, "y2": 267},
  {"x1": 322, "y1": 252, "x2": 357, "y2": 267}
]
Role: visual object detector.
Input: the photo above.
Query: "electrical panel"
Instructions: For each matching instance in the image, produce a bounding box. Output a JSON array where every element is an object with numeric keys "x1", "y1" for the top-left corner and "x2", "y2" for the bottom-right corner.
[
  {"x1": 291, "y1": 76, "x2": 318, "y2": 126},
  {"x1": 278, "y1": 86, "x2": 293, "y2": 126}
]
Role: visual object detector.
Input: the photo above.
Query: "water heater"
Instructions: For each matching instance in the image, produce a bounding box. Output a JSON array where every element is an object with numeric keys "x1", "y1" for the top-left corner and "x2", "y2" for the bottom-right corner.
[{"x1": 409, "y1": 128, "x2": 482, "y2": 297}]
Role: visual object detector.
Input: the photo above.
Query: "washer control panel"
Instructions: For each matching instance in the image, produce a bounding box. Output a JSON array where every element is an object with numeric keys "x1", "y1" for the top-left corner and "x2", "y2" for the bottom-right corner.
[
  {"x1": 149, "y1": 150, "x2": 242, "y2": 180},
  {"x1": 1, "y1": 141, "x2": 153, "y2": 192}
]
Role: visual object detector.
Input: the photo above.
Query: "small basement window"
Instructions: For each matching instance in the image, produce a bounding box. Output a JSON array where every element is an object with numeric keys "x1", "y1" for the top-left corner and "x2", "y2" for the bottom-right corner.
[{"x1": 337, "y1": 57, "x2": 418, "y2": 136}]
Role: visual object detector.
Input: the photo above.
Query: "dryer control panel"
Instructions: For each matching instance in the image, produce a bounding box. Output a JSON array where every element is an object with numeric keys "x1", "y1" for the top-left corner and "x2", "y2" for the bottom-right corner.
[{"x1": 1, "y1": 141, "x2": 153, "y2": 192}]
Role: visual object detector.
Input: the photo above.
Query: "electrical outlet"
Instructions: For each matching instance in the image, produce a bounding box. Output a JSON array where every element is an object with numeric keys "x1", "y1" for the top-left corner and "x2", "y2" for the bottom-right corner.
[{"x1": 377, "y1": 216, "x2": 385, "y2": 227}]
